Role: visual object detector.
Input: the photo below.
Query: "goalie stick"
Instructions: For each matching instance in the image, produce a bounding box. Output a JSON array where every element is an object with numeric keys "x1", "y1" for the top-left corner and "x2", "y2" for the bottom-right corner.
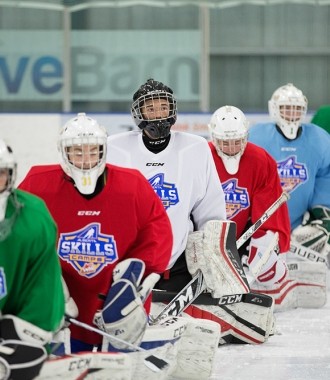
[
  {"x1": 65, "y1": 316, "x2": 169, "y2": 372},
  {"x1": 152, "y1": 289, "x2": 273, "y2": 308},
  {"x1": 289, "y1": 241, "x2": 329, "y2": 267},
  {"x1": 151, "y1": 192, "x2": 290, "y2": 323}
]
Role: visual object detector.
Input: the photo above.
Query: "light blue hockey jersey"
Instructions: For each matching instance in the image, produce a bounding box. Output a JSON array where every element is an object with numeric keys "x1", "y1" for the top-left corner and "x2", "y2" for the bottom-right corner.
[{"x1": 248, "y1": 123, "x2": 330, "y2": 229}]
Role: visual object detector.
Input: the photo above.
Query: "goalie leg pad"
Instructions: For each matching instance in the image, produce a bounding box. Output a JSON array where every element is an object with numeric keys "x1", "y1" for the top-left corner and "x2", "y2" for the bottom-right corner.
[
  {"x1": 171, "y1": 318, "x2": 220, "y2": 380},
  {"x1": 287, "y1": 261, "x2": 327, "y2": 308},
  {"x1": 251, "y1": 261, "x2": 327, "y2": 311},
  {"x1": 182, "y1": 298, "x2": 274, "y2": 345},
  {"x1": 38, "y1": 351, "x2": 133, "y2": 380}
]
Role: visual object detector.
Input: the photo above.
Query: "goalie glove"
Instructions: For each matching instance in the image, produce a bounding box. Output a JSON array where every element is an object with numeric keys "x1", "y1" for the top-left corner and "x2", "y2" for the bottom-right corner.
[
  {"x1": 291, "y1": 206, "x2": 330, "y2": 263},
  {"x1": 94, "y1": 258, "x2": 160, "y2": 350},
  {"x1": 245, "y1": 230, "x2": 287, "y2": 287},
  {"x1": 0, "y1": 315, "x2": 49, "y2": 380}
]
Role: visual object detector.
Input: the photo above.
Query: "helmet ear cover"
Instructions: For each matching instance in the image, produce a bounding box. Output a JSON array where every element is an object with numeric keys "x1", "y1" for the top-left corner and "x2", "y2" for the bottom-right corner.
[{"x1": 131, "y1": 79, "x2": 177, "y2": 139}]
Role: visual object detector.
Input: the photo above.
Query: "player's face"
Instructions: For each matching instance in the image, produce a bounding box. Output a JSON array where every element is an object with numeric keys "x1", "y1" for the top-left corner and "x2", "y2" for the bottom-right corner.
[
  {"x1": 66, "y1": 144, "x2": 101, "y2": 170},
  {"x1": 141, "y1": 98, "x2": 170, "y2": 120},
  {"x1": 218, "y1": 138, "x2": 245, "y2": 156},
  {"x1": 0, "y1": 168, "x2": 9, "y2": 192},
  {"x1": 279, "y1": 105, "x2": 303, "y2": 122}
]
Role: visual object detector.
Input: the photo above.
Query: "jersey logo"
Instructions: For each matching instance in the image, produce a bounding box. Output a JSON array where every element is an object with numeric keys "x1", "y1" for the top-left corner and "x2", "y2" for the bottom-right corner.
[
  {"x1": 58, "y1": 223, "x2": 118, "y2": 278},
  {"x1": 148, "y1": 173, "x2": 179, "y2": 210},
  {"x1": 0, "y1": 268, "x2": 7, "y2": 300},
  {"x1": 277, "y1": 156, "x2": 308, "y2": 193},
  {"x1": 222, "y1": 179, "x2": 250, "y2": 219}
]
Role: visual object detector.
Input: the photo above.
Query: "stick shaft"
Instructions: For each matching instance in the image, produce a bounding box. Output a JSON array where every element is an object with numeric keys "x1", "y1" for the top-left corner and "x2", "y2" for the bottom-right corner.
[
  {"x1": 152, "y1": 192, "x2": 290, "y2": 323},
  {"x1": 236, "y1": 192, "x2": 290, "y2": 249},
  {"x1": 66, "y1": 316, "x2": 144, "y2": 352}
]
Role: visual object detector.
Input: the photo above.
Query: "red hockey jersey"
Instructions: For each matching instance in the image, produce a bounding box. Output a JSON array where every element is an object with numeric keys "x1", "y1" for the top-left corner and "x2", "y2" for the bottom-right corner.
[
  {"x1": 19, "y1": 164, "x2": 172, "y2": 344},
  {"x1": 209, "y1": 142, "x2": 290, "y2": 253}
]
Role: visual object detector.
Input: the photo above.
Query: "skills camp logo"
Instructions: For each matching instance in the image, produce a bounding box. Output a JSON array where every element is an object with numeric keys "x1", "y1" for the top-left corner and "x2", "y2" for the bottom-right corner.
[
  {"x1": 277, "y1": 156, "x2": 308, "y2": 193},
  {"x1": 58, "y1": 223, "x2": 118, "y2": 278},
  {"x1": 0, "y1": 268, "x2": 7, "y2": 300},
  {"x1": 222, "y1": 179, "x2": 249, "y2": 219},
  {"x1": 148, "y1": 173, "x2": 179, "y2": 210}
]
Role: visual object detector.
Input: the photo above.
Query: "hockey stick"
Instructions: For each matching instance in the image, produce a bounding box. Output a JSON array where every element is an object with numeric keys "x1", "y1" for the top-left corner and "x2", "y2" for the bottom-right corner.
[
  {"x1": 289, "y1": 241, "x2": 329, "y2": 267},
  {"x1": 152, "y1": 289, "x2": 273, "y2": 308},
  {"x1": 151, "y1": 191, "x2": 290, "y2": 323},
  {"x1": 65, "y1": 316, "x2": 169, "y2": 372}
]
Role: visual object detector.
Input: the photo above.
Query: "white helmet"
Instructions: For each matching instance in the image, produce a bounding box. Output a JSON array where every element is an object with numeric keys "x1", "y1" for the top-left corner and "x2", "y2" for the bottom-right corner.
[
  {"x1": 58, "y1": 113, "x2": 107, "y2": 195},
  {"x1": 0, "y1": 139, "x2": 17, "y2": 222},
  {"x1": 209, "y1": 105, "x2": 249, "y2": 175},
  {"x1": 268, "y1": 83, "x2": 307, "y2": 140}
]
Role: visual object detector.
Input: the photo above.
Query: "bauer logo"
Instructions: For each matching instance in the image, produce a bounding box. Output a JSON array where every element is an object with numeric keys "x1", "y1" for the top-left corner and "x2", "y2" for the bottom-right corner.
[
  {"x1": 0, "y1": 268, "x2": 7, "y2": 300},
  {"x1": 148, "y1": 173, "x2": 179, "y2": 210},
  {"x1": 222, "y1": 179, "x2": 249, "y2": 219},
  {"x1": 277, "y1": 156, "x2": 308, "y2": 193},
  {"x1": 58, "y1": 223, "x2": 118, "y2": 278}
]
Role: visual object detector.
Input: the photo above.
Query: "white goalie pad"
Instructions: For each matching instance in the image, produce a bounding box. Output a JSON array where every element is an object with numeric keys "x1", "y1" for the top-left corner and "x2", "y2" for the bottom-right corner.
[
  {"x1": 182, "y1": 299, "x2": 274, "y2": 345},
  {"x1": 185, "y1": 220, "x2": 249, "y2": 298},
  {"x1": 37, "y1": 352, "x2": 132, "y2": 380},
  {"x1": 172, "y1": 318, "x2": 220, "y2": 380},
  {"x1": 290, "y1": 220, "x2": 330, "y2": 266},
  {"x1": 287, "y1": 261, "x2": 327, "y2": 308},
  {"x1": 37, "y1": 343, "x2": 177, "y2": 380},
  {"x1": 251, "y1": 261, "x2": 327, "y2": 311},
  {"x1": 147, "y1": 308, "x2": 220, "y2": 380}
]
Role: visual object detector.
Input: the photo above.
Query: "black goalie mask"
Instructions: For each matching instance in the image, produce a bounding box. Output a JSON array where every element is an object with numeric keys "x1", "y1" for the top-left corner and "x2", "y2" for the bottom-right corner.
[{"x1": 131, "y1": 78, "x2": 177, "y2": 139}]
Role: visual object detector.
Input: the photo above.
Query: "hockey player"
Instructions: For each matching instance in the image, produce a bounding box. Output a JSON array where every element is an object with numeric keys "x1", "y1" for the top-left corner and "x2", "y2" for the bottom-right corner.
[
  {"x1": 106, "y1": 78, "x2": 227, "y2": 291},
  {"x1": 106, "y1": 79, "x2": 276, "y2": 345},
  {"x1": 0, "y1": 139, "x2": 64, "y2": 380},
  {"x1": 248, "y1": 83, "x2": 330, "y2": 308},
  {"x1": 18, "y1": 113, "x2": 173, "y2": 353},
  {"x1": 208, "y1": 105, "x2": 291, "y2": 288}
]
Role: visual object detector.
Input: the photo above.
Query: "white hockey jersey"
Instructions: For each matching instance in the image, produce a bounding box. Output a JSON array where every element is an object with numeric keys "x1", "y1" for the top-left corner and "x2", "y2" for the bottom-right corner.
[{"x1": 107, "y1": 130, "x2": 227, "y2": 268}]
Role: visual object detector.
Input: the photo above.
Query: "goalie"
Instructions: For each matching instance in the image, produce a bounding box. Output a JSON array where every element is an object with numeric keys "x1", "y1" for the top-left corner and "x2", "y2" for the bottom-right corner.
[
  {"x1": 0, "y1": 140, "x2": 64, "y2": 380},
  {"x1": 18, "y1": 113, "x2": 173, "y2": 353},
  {"x1": 248, "y1": 83, "x2": 330, "y2": 309}
]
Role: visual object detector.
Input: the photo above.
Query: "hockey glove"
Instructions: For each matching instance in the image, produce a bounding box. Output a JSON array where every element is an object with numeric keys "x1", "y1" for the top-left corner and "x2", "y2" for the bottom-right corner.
[
  {"x1": 0, "y1": 315, "x2": 50, "y2": 380},
  {"x1": 94, "y1": 258, "x2": 160, "y2": 350},
  {"x1": 245, "y1": 230, "x2": 287, "y2": 286},
  {"x1": 291, "y1": 206, "x2": 330, "y2": 264}
]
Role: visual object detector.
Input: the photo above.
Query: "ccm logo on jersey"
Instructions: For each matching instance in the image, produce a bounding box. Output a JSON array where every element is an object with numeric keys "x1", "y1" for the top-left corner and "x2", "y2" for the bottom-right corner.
[
  {"x1": 146, "y1": 163, "x2": 164, "y2": 166},
  {"x1": 77, "y1": 211, "x2": 101, "y2": 216}
]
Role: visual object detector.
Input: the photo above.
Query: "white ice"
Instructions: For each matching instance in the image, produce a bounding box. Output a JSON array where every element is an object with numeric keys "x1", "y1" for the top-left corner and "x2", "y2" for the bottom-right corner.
[{"x1": 210, "y1": 277, "x2": 330, "y2": 380}]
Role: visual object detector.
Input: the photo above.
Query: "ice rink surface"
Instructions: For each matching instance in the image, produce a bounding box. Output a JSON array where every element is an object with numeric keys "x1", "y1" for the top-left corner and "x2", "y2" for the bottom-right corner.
[{"x1": 209, "y1": 274, "x2": 330, "y2": 380}]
